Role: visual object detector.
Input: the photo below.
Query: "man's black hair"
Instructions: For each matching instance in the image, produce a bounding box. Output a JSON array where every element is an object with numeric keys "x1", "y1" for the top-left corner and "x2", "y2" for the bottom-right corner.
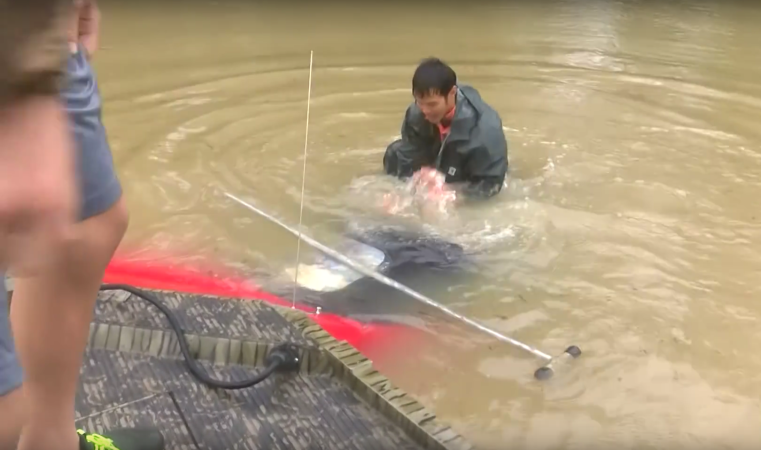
[{"x1": 412, "y1": 57, "x2": 457, "y2": 98}]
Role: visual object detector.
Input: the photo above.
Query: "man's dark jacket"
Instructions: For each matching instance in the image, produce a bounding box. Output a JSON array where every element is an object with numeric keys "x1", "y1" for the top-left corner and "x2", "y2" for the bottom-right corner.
[{"x1": 383, "y1": 84, "x2": 508, "y2": 198}]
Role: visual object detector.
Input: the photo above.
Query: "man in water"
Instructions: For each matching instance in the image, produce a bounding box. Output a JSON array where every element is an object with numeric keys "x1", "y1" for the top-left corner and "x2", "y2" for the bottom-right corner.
[
  {"x1": 0, "y1": 1, "x2": 164, "y2": 450},
  {"x1": 383, "y1": 57, "x2": 509, "y2": 200}
]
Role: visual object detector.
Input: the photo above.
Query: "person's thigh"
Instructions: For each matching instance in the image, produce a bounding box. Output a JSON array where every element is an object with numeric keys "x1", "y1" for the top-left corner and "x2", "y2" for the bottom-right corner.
[{"x1": 0, "y1": 282, "x2": 22, "y2": 397}]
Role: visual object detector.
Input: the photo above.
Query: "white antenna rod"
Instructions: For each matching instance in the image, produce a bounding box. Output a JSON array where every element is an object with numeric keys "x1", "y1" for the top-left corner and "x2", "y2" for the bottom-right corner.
[{"x1": 292, "y1": 50, "x2": 314, "y2": 308}]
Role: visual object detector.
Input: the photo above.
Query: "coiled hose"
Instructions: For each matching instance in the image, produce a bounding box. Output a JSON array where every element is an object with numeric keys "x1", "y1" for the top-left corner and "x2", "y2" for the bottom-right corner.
[{"x1": 99, "y1": 284, "x2": 300, "y2": 390}]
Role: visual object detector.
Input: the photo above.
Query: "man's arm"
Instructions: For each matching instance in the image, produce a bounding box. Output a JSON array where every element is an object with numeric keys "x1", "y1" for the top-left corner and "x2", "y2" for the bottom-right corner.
[
  {"x1": 0, "y1": 0, "x2": 73, "y2": 107},
  {"x1": 462, "y1": 128, "x2": 508, "y2": 199},
  {"x1": 383, "y1": 105, "x2": 431, "y2": 179}
]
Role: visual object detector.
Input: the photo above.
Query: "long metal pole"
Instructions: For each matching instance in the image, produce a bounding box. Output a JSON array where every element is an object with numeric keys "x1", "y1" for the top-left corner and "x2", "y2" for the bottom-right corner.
[{"x1": 224, "y1": 192, "x2": 553, "y2": 361}]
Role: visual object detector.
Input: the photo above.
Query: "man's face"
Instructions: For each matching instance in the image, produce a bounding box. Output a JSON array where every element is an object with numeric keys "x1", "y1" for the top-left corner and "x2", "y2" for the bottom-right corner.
[{"x1": 414, "y1": 87, "x2": 456, "y2": 124}]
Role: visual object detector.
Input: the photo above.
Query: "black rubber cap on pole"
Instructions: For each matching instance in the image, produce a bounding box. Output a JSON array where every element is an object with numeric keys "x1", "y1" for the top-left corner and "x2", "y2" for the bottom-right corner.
[
  {"x1": 533, "y1": 345, "x2": 582, "y2": 380},
  {"x1": 565, "y1": 345, "x2": 581, "y2": 358},
  {"x1": 534, "y1": 366, "x2": 554, "y2": 380}
]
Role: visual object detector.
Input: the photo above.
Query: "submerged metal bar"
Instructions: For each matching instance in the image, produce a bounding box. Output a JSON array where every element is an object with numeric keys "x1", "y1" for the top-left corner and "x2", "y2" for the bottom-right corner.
[{"x1": 224, "y1": 191, "x2": 553, "y2": 362}]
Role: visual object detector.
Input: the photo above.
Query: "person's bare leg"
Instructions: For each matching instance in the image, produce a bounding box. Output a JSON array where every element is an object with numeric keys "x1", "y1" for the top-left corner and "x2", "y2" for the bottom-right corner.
[
  {"x1": 0, "y1": 93, "x2": 77, "y2": 450},
  {"x1": 10, "y1": 198, "x2": 128, "y2": 450},
  {"x1": 0, "y1": 388, "x2": 25, "y2": 450}
]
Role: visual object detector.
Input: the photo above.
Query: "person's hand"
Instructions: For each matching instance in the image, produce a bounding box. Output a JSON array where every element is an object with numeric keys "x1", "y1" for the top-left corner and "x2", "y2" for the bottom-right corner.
[
  {"x1": 411, "y1": 167, "x2": 456, "y2": 202},
  {"x1": 418, "y1": 183, "x2": 457, "y2": 222},
  {"x1": 411, "y1": 167, "x2": 441, "y2": 191},
  {"x1": 382, "y1": 193, "x2": 405, "y2": 215},
  {"x1": 424, "y1": 184, "x2": 456, "y2": 203},
  {"x1": 0, "y1": 96, "x2": 79, "y2": 275},
  {"x1": 69, "y1": 0, "x2": 100, "y2": 57}
]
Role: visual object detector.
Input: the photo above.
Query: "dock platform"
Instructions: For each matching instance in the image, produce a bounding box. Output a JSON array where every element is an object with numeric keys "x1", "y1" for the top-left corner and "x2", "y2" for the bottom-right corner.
[{"x1": 64, "y1": 286, "x2": 474, "y2": 450}]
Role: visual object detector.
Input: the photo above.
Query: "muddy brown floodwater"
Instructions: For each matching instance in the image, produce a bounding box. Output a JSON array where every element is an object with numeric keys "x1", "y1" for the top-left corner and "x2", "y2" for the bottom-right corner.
[{"x1": 96, "y1": 1, "x2": 761, "y2": 448}]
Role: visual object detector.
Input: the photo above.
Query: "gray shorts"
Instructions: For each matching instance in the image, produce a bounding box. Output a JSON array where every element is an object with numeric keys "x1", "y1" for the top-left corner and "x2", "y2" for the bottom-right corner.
[{"x1": 0, "y1": 45, "x2": 122, "y2": 396}]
